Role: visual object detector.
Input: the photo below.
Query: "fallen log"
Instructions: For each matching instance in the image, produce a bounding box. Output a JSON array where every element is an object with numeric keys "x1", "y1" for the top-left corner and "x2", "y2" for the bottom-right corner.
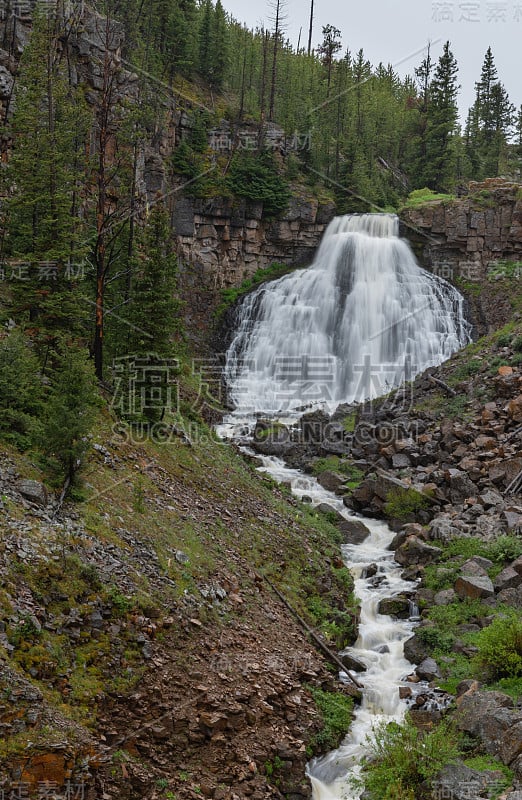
[
  {"x1": 263, "y1": 575, "x2": 364, "y2": 690},
  {"x1": 428, "y1": 374, "x2": 457, "y2": 396}
]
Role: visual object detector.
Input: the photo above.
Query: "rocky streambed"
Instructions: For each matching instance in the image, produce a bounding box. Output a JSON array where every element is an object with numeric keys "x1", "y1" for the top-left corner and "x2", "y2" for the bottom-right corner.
[{"x1": 240, "y1": 351, "x2": 522, "y2": 798}]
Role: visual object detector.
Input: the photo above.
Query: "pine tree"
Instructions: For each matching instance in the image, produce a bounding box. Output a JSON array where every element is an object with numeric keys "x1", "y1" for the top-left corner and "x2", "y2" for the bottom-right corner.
[
  {"x1": 2, "y1": 6, "x2": 90, "y2": 355},
  {"x1": 118, "y1": 202, "x2": 181, "y2": 426},
  {"x1": 268, "y1": 0, "x2": 286, "y2": 121},
  {"x1": 475, "y1": 46, "x2": 498, "y2": 142},
  {"x1": 317, "y1": 25, "x2": 342, "y2": 98},
  {"x1": 126, "y1": 203, "x2": 180, "y2": 358},
  {"x1": 0, "y1": 331, "x2": 43, "y2": 450},
  {"x1": 488, "y1": 81, "x2": 515, "y2": 174},
  {"x1": 198, "y1": 0, "x2": 213, "y2": 82},
  {"x1": 40, "y1": 343, "x2": 100, "y2": 483},
  {"x1": 424, "y1": 41, "x2": 460, "y2": 190},
  {"x1": 211, "y1": 0, "x2": 229, "y2": 89},
  {"x1": 465, "y1": 47, "x2": 515, "y2": 177}
]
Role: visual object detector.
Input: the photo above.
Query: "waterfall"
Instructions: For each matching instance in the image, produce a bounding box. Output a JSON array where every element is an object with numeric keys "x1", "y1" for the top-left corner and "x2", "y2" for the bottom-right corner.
[
  {"x1": 225, "y1": 213, "x2": 471, "y2": 414},
  {"x1": 220, "y1": 212, "x2": 471, "y2": 800}
]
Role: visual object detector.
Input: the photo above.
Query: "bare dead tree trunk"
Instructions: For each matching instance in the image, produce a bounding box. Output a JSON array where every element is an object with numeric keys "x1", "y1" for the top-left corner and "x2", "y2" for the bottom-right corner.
[
  {"x1": 268, "y1": 0, "x2": 281, "y2": 122},
  {"x1": 307, "y1": 0, "x2": 314, "y2": 56}
]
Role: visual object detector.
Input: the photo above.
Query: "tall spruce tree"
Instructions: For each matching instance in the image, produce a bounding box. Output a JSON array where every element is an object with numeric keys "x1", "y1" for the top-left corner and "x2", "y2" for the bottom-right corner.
[
  {"x1": 317, "y1": 25, "x2": 342, "y2": 98},
  {"x1": 465, "y1": 47, "x2": 515, "y2": 178},
  {"x1": 2, "y1": 6, "x2": 89, "y2": 355},
  {"x1": 424, "y1": 41, "x2": 460, "y2": 190},
  {"x1": 117, "y1": 202, "x2": 181, "y2": 426}
]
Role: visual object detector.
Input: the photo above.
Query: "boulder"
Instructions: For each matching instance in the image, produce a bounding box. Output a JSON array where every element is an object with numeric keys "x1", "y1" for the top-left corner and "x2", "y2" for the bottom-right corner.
[
  {"x1": 16, "y1": 480, "x2": 48, "y2": 507},
  {"x1": 500, "y1": 721, "x2": 522, "y2": 765},
  {"x1": 512, "y1": 555, "x2": 522, "y2": 576},
  {"x1": 377, "y1": 595, "x2": 411, "y2": 619},
  {"x1": 428, "y1": 516, "x2": 461, "y2": 543},
  {"x1": 395, "y1": 536, "x2": 442, "y2": 567},
  {"x1": 391, "y1": 453, "x2": 412, "y2": 469},
  {"x1": 340, "y1": 652, "x2": 366, "y2": 673},
  {"x1": 434, "y1": 588, "x2": 457, "y2": 605},
  {"x1": 455, "y1": 574, "x2": 495, "y2": 600},
  {"x1": 446, "y1": 469, "x2": 478, "y2": 502},
  {"x1": 479, "y1": 489, "x2": 504, "y2": 508},
  {"x1": 403, "y1": 634, "x2": 430, "y2": 665},
  {"x1": 316, "y1": 471, "x2": 346, "y2": 494},
  {"x1": 456, "y1": 690, "x2": 522, "y2": 758},
  {"x1": 0, "y1": 65, "x2": 14, "y2": 99},
  {"x1": 496, "y1": 586, "x2": 522, "y2": 608},
  {"x1": 504, "y1": 510, "x2": 522, "y2": 533},
  {"x1": 461, "y1": 557, "x2": 492, "y2": 577},
  {"x1": 433, "y1": 763, "x2": 508, "y2": 800},
  {"x1": 317, "y1": 503, "x2": 338, "y2": 516},
  {"x1": 494, "y1": 567, "x2": 522, "y2": 592},
  {"x1": 416, "y1": 657, "x2": 442, "y2": 681},
  {"x1": 507, "y1": 395, "x2": 522, "y2": 422},
  {"x1": 338, "y1": 518, "x2": 371, "y2": 545}
]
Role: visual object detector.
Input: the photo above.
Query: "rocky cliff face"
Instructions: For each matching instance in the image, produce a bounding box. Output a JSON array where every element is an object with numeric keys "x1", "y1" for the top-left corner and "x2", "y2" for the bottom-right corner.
[
  {"x1": 401, "y1": 180, "x2": 522, "y2": 331},
  {"x1": 0, "y1": 5, "x2": 333, "y2": 306},
  {"x1": 173, "y1": 192, "x2": 335, "y2": 290},
  {"x1": 401, "y1": 179, "x2": 522, "y2": 281}
]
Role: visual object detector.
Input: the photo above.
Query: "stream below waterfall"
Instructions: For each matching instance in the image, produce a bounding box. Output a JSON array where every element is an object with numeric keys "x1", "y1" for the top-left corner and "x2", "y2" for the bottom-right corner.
[
  {"x1": 216, "y1": 427, "x2": 421, "y2": 800},
  {"x1": 218, "y1": 212, "x2": 471, "y2": 798},
  {"x1": 256, "y1": 455, "x2": 419, "y2": 800}
]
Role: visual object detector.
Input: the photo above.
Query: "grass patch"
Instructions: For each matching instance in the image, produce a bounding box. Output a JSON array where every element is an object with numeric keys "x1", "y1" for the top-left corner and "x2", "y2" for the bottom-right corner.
[
  {"x1": 310, "y1": 456, "x2": 364, "y2": 486},
  {"x1": 309, "y1": 687, "x2": 353, "y2": 751},
  {"x1": 401, "y1": 188, "x2": 454, "y2": 209},
  {"x1": 463, "y1": 756, "x2": 513, "y2": 795},
  {"x1": 215, "y1": 261, "x2": 297, "y2": 318}
]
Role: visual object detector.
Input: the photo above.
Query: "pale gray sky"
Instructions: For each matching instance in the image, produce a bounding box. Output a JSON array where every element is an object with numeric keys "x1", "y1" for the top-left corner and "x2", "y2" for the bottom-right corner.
[{"x1": 223, "y1": 0, "x2": 521, "y2": 123}]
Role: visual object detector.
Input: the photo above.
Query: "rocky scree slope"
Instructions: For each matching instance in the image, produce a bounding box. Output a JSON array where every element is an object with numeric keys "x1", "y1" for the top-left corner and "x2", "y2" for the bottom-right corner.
[{"x1": 0, "y1": 402, "x2": 360, "y2": 800}]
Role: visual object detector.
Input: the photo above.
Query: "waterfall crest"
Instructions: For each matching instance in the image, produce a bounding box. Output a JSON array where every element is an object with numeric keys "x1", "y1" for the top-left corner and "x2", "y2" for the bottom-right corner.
[{"x1": 225, "y1": 213, "x2": 471, "y2": 414}]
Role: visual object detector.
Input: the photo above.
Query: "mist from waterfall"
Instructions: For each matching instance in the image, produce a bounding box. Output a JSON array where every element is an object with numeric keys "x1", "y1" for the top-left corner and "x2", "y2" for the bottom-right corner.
[{"x1": 225, "y1": 214, "x2": 471, "y2": 414}]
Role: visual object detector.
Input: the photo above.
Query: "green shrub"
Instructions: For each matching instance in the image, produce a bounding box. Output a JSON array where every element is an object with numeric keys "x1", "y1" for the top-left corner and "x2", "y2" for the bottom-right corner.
[
  {"x1": 416, "y1": 626, "x2": 455, "y2": 653},
  {"x1": 384, "y1": 487, "x2": 432, "y2": 521},
  {"x1": 215, "y1": 262, "x2": 293, "y2": 318},
  {"x1": 496, "y1": 332, "x2": 513, "y2": 348},
  {"x1": 488, "y1": 260, "x2": 522, "y2": 281},
  {"x1": 451, "y1": 359, "x2": 482, "y2": 380},
  {"x1": 309, "y1": 687, "x2": 353, "y2": 751},
  {"x1": 512, "y1": 336, "x2": 522, "y2": 352},
  {"x1": 360, "y1": 718, "x2": 460, "y2": 800},
  {"x1": 474, "y1": 612, "x2": 522, "y2": 680}
]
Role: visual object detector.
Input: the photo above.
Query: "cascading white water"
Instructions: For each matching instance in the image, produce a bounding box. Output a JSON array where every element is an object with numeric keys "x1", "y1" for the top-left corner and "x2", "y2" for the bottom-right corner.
[
  {"x1": 225, "y1": 213, "x2": 471, "y2": 414},
  {"x1": 251, "y1": 457, "x2": 419, "y2": 800},
  {"x1": 219, "y1": 213, "x2": 470, "y2": 800}
]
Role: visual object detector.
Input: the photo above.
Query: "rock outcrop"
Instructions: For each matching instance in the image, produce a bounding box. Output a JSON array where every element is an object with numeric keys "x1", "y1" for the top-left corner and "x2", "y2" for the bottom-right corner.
[
  {"x1": 401, "y1": 179, "x2": 522, "y2": 332},
  {"x1": 401, "y1": 180, "x2": 522, "y2": 283},
  {"x1": 174, "y1": 191, "x2": 335, "y2": 290}
]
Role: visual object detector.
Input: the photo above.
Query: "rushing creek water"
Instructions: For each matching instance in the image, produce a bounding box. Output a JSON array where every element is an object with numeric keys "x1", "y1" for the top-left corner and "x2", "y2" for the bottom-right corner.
[
  {"x1": 215, "y1": 434, "x2": 420, "y2": 799},
  {"x1": 258, "y1": 457, "x2": 418, "y2": 799},
  {"x1": 219, "y1": 213, "x2": 470, "y2": 797}
]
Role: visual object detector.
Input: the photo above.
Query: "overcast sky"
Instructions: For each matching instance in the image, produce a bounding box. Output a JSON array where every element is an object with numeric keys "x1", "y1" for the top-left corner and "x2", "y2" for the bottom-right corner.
[{"x1": 222, "y1": 0, "x2": 521, "y2": 123}]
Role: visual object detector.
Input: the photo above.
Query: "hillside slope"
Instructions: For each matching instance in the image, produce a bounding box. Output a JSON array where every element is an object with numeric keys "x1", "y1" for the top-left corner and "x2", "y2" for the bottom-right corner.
[{"x1": 0, "y1": 387, "x2": 360, "y2": 799}]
